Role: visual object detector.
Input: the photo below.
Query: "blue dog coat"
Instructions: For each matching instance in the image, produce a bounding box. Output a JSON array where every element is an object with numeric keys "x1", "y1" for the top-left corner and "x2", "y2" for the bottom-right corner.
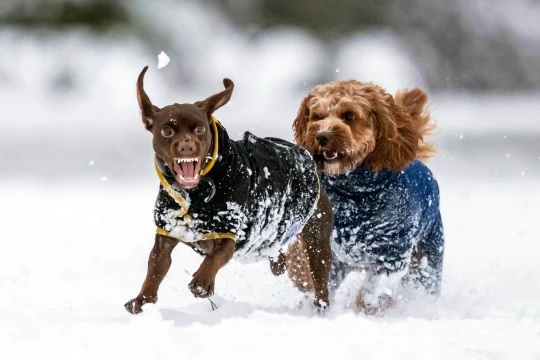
[{"x1": 322, "y1": 160, "x2": 444, "y2": 294}]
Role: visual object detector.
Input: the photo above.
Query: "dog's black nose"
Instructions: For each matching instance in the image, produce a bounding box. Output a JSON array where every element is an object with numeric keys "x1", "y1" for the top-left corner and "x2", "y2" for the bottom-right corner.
[{"x1": 316, "y1": 132, "x2": 330, "y2": 146}]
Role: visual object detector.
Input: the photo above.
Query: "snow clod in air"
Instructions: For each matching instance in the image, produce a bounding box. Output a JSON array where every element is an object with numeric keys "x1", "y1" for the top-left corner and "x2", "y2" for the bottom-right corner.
[
  {"x1": 157, "y1": 51, "x2": 170, "y2": 69},
  {"x1": 459, "y1": 134, "x2": 464, "y2": 140},
  {"x1": 521, "y1": 171, "x2": 526, "y2": 176},
  {"x1": 100, "y1": 176, "x2": 108, "y2": 182},
  {"x1": 336, "y1": 68, "x2": 340, "y2": 73},
  {"x1": 88, "y1": 160, "x2": 95, "y2": 166}
]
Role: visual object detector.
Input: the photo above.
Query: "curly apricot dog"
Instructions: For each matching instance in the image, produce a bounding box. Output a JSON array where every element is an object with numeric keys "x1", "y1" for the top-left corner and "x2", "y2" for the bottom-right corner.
[{"x1": 280, "y1": 80, "x2": 444, "y2": 314}]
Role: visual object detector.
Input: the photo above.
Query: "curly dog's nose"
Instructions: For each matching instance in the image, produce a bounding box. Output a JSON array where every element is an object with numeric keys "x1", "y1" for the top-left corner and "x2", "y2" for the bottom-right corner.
[{"x1": 316, "y1": 132, "x2": 330, "y2": 146}]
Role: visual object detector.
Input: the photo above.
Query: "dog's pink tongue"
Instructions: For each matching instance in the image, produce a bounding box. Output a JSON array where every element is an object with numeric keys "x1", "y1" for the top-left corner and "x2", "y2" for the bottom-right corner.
[
  {"x1": 180, "y1": 162, "x2": 196, "y2": 179},
  {"x1": 173, "y1": 160, "x2": 201, "y2": 188}
]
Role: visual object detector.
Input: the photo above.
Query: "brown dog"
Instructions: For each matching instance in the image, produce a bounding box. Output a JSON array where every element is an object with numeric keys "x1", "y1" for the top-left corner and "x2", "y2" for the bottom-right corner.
[
  {"x1": 124, "y1": 67, "x2": 333, "y2": 314},
  {"x1": 278, "y1": 80, "x2": 444, "y2": 315}
]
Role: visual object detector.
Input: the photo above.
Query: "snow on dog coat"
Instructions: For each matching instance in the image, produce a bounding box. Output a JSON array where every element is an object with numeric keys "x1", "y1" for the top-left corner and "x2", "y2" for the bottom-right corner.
[
  {"x1": 154, "y1": 119, "x2": 320, "y2": 260},
  {"x1": 322, "y1": 160, "x2": 444, "y2": 294}
]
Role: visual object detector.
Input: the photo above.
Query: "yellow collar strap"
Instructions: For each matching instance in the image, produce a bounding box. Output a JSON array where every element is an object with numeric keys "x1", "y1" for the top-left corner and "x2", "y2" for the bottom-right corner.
[
  {"x1": 157, "y1": 227, "x2": 236, "y2": 242},
  {"x1": 200, "y1": 116, "x2": 220, "y2": 176},
  {"x1": 154, "y1": 158, "x2": 189, "y2": 216}
]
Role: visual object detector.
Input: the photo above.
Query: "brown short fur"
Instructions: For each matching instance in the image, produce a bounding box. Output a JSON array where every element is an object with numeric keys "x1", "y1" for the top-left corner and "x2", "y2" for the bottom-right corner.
[{"x1": 125, "y1": 67, "x2": 333, "y2": 314}]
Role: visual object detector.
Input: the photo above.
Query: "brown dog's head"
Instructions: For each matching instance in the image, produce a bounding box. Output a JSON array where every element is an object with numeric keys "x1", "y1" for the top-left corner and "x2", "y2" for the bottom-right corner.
[
  {"x1": 293, "y1": 80, "x2": 434, "y2": 174},
  {"x1": 136, "y1": 66, "x2": 234, "y2": 189}
]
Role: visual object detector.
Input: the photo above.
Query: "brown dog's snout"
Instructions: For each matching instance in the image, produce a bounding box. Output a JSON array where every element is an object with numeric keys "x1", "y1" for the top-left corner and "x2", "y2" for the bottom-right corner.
[
  {"x1": 175, "y1": 139, "x2": 197, "y2": 156},
  {"x1": 316, "y1": 132, "x2": 330, "y2": 146}
]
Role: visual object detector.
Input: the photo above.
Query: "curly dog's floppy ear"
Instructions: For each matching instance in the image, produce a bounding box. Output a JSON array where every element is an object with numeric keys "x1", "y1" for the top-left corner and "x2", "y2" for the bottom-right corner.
[
  {"x1": 363, "y1": 91, "x2": 421, "y2": 172},
  {"x1": 395, "y1": 88, "x2": 436, "y2": 162},
  {"x1": 293, "y1": 95, "x2": 312, "y2": 149},
  {"x1": 136, "y1": 66, "x2": 161, "y2": 132}
]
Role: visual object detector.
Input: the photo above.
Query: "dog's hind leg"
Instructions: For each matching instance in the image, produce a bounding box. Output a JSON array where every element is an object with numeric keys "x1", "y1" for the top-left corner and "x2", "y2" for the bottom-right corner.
[
  {"x1": 124, "y1": 234, "x2": 179, "y2": 314},
  {"x1": 296, "y1": 190, "x2": 333, "y2": 309},
  {"x1": 284, "y1": 238, "x2": 314, "y2": 292},
  {"x1": 329, "y1": 258, "x2": 353, "y2": 293},
  {"x1": 408, "y1": 212, "x2": 445, "y2": 295}
]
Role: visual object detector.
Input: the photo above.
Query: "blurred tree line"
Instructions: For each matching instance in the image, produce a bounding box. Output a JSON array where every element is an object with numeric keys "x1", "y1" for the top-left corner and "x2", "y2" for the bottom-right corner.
[
  {"x1": 0, "y1": 0, "x2": 129, "y2": 30},
  {"x1": 1, "y1": 0, "x2": 539, "y2": 91}
]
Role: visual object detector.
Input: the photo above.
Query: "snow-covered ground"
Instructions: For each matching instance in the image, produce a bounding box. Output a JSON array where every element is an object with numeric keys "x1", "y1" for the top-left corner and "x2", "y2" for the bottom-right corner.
[
  {"x1": 0, "y1": 176, "x2": 539, "y2": 359},
  {"x1": 1, "y1": 20, "x2": 540, "y2": 359}
]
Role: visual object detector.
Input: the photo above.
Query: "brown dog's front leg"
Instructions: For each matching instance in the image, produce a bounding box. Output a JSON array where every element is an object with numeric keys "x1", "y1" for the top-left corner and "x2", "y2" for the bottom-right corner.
[
  {"x1": 189, "y1": 238, "x2": 235, "y2": 298},
  {"x1": 125, "y1": 234, "x2": 179, "y2": 314}
]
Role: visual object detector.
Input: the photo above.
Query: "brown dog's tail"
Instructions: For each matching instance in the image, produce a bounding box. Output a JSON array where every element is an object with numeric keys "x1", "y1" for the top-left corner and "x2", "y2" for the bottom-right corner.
[{"x1": 394, "y1": 88, "x2": 437, "y2": 162}]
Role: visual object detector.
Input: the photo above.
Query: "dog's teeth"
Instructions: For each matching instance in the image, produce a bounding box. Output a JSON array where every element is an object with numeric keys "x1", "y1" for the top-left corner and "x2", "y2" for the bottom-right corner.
[
  {"x1": 176, "y1": 158, "x2": 198, "y2": 163},
  {"x1": 323, "y1": 151, "x2": 338, "y2": 160}
]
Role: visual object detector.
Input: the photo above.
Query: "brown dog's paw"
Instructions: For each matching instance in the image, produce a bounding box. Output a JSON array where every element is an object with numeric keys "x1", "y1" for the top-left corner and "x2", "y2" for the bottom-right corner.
[
  {"x1": 313, "y1": 297, "x2": 330, "y2": 313},
  {"x1": 356, "y1": 293, "x2": 394, "y2": 316},
  {"x1": 188, "y1": 270, "x2": 215, "y2": 298},
  {"x1": 124, "y1": 295, "x2": 157, "y2": 315},
  {"x1": 313, "y1": 287, "x2": 330, "y2": 312},
  {"x1": 269, "y1": 252, "x2": 288, "y2": 276}
]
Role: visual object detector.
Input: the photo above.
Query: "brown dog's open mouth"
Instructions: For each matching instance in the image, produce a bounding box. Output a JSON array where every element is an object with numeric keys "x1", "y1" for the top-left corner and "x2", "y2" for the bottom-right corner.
[{"x1": 173, "y1": 157, "x2": 202, "y2": 188}]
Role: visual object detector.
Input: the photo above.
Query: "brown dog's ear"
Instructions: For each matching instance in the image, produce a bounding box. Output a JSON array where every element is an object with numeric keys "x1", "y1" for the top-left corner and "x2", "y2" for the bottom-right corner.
[
  {"x1": 136, "y1": 66, "x2": 160, "y2": 131},
  {"x1": 363, "y1": 91, "x2": 420, "y2": 172},
  {"x1": 196, "y1": 78, "x2": 234, "y2": 116},
  {"x1": 292, "y1": 95, "x2": 311, "y2": 148}
]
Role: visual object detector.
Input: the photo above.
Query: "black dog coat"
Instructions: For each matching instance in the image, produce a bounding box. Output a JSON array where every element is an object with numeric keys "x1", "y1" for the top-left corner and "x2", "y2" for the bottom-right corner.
[{"x1": 154, "y1": 118, "x2": 320, "y2": 259}]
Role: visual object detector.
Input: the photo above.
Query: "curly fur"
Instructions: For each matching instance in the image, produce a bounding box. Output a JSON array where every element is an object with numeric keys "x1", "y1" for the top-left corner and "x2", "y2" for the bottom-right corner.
[
  {"x1": 293, "y1": 80, "x2": 436, "y2": 173},
  {"x1": 289, "y1": 80, "x2": 443, "y2": 314}
]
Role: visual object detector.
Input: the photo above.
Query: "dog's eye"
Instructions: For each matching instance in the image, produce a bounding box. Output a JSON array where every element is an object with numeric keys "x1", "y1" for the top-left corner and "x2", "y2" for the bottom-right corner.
[
  {"x1": 194, "y1": 125, "x2": 206, "y2": 135},
  {"x1": 311, "y1": 114, "x2": 323, "y2": 121},
  {"x1": 160, "y1": 126, "x2": 174, "y2": 138},
  {"x1": 342, "y1": 111, "x2": 355, "y2": 122}
]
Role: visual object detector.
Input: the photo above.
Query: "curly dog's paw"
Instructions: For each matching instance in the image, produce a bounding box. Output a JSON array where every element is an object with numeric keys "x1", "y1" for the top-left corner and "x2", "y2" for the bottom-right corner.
[{"x1": 356, "y1": 293, "x2": 394, "y2": 316}]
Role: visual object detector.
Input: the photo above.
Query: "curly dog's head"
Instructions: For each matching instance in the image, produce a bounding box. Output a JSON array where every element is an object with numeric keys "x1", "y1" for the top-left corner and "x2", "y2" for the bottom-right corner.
[{"x1": 293, "y1": 80, "x2": 435, "y2": 174}]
